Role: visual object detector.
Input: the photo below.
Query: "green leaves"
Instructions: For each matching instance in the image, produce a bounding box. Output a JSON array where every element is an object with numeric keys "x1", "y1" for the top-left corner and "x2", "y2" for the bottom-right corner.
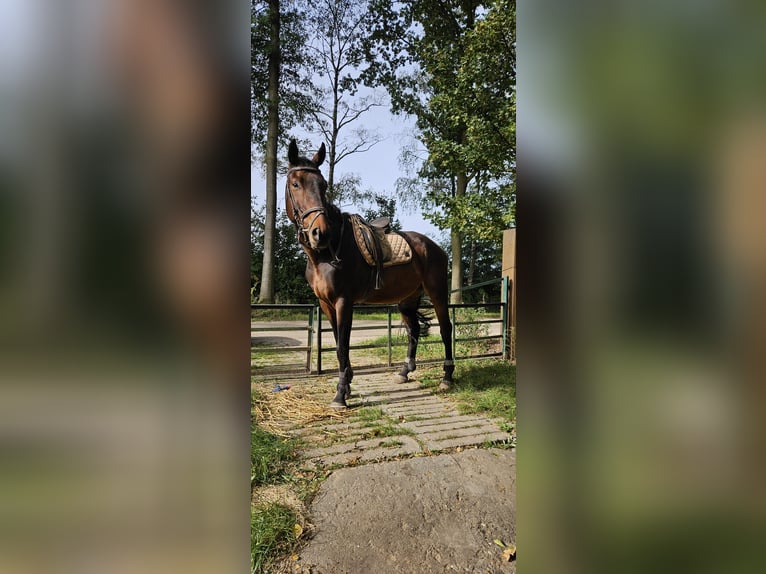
[
  {"x1": 362, "y1": 0, "x2": 515, "y2": 246},
  {"x1": 251, "y1": 0, "x2": 319, "y2": 150},
  {"x1": 251, "y1": 201, "x2": 315, "y2": 304},
  {"x1": 422, "y1": 179, "x2": 514, "y2": 243}
]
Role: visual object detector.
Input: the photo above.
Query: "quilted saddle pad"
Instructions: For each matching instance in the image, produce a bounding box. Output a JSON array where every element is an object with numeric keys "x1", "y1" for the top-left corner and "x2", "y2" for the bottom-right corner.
[
  {"x1": 382, "y1": 232, "x2": 413, "y2": 267},
  {"x1": 350, "y1": 215, "x2": 413, "y2": 268}
]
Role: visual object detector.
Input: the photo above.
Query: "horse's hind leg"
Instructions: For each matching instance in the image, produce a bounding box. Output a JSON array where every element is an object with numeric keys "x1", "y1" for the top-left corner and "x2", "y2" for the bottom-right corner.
[
  {"x1": 424, "y1": 284, "x2": 454, "y2": 391},
  {"x1": 392, "y1": 295, "x2": 422, "y2": 384},
  {"x1": 433, "y1": 299, "x2": 454, "y2": 391}
]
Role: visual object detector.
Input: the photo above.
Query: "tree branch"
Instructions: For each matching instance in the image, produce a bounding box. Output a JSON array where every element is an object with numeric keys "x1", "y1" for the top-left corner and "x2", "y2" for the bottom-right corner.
[
  {"x1": 336, "y1": 99, "x2": 385, "y2": 131},
  {"x1": 335, "y1": 135, "x2": 385, "y2": 164}
]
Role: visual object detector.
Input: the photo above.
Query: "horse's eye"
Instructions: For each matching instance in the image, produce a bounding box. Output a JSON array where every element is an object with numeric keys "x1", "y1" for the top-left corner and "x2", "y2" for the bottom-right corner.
[{"x1": 292, "y1": 182, "x2": 299, "y2": 188}]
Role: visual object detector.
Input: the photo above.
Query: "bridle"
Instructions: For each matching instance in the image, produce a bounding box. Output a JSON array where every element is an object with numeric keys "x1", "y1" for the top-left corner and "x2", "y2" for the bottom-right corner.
[
  {"x1": 285, "y1": 166, "x2": 328, "y2": 243},
  {"x1": 286, "y1": 166, "x2": 345, "y2": 264}
]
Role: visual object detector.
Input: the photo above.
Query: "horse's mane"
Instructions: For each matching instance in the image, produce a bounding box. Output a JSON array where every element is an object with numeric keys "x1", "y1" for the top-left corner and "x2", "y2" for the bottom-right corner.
[{"x1": 325, "y1": 200, "x2": 343, "y2": 223}]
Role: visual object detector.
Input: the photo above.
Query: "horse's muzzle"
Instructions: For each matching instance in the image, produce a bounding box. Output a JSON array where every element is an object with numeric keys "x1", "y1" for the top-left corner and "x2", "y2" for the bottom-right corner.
[{"x1": 309, "y1": 227, "x2": 329, "y2": 250}]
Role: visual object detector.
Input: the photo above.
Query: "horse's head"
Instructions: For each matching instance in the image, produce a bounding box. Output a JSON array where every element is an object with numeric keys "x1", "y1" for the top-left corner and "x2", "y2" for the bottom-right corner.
[{"x1": 286, "y1": 139, "x2": 331, "y2": 250}]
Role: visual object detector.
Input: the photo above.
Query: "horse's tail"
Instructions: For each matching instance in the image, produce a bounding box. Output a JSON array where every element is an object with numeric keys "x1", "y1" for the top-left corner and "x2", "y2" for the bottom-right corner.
[{"x1": 415, "y1": 309, "x2": 433, "y2": 337}]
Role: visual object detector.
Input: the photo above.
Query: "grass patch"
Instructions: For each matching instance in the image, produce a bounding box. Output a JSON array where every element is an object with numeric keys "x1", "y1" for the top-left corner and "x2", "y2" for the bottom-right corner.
[
  {"x1": 251, "y1": 308, "x2": 313, "y2": 322},
  {"x1": 250, "y1": 349, "x2": 306, "y2": 371},
  {"x1": 251, "y1": 389, "x2": 310, "y2": 573},
  {"x1": 309, "y1": 419, "x2": 410, "y2": 446},
  {"x1": 251, "y1": 503, "x2": 299, "y2": 574},
  {"x1": 378, "y1": 439, "x2": 404, "y2": 448},
  {"x1": 352, "y1": 310, "x2": 394, "y2": 321},
  {"x1": 251, "y1": 425, "x2": 300, "y2": 487},
  {"x1": 250, "y1": 427, "x2": 302, "y2": 574},
  {"x1": 304, "y1": 406, "x2": 412, "y2": 445},
  {"x1": 347, "y1": 406, "x2": 414, "y2": 441},
  {"x1": 359, "y1": 421, "x2": 414, "y2": 440},
  {"x1": 361, "y1": 333, "x2": 449, "y2": 364},
  {"x1": 350, "y1": 406, "x2": 385, "y2": 423},
  {"x1": 421, "y1": 360, "x2": 516, "y2": 425}
]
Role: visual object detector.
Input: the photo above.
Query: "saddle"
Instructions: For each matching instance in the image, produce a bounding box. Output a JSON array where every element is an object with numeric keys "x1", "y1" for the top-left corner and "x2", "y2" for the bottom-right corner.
[{"x1": 349, "y1": 214, "x2": 412, "y2": 289}]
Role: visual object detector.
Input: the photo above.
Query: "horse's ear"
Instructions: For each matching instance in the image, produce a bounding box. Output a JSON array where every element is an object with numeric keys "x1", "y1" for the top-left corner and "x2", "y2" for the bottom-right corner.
[
  {"x1": 312, "y1": 143, "x2": 326, "y2": 167},
  {"x1": 288, "y1": 139, "x2": 299, "y2": 165}
]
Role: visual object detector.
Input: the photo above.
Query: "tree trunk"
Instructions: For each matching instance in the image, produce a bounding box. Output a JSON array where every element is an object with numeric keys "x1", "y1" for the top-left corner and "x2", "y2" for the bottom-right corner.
[
  {"x1": 467, "y1": 239, "x2": 476, "y2": 286},
  {"x1": 259, "y1": 0, "x2": 280, "y2": 304},
  {"x1": 327, "y1": 66, "x2": 340, "y2": 199},
  {"x1": 450, "y1": 171, "x2": 468, "y2": 304},
  {"x1": 327, "y1": 141, "x2": 336, "y2": 198},
  {"x1": 450, "y1": 230, "x2": 463, "y2": 304}
]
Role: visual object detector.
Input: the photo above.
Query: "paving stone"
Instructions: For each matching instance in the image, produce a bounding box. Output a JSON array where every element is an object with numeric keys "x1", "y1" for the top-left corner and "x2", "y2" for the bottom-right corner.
[
  {"x1": 420, "y1": 423, "x2": 505, "y2": 442},
  {"x1": 354, "y1": 383, "x2": 417, "y2": 392},
  {"x1": 291, "y1": 420, "x2": 371, "y2": 436},
  {"x1": 424, "y1": 431, "x2": 511, "y2": 451},
  {"x1": 302, "y1": 433, "x2": 413, "y2": 459},
  {"x1": 396, "y1": 414, "x2": 463, "y2": 424},
  {"x1": 400, "y1": 416, "x2": 492, "y2": 434},
  {"x1": 308, "y1": 436, "x2": 421, "y2": 466},
  {"x1": 357, "y1": 388, "x2": 429, "y2": 399},
  {"x1": 400, "y1": 413, "x2": 489, "y2": 427},
  {"x1": 300, "y1": 429, "x2": 379, "y2": 445},
  {"x1": 278, "y1": 371, "x2": 511, "y2": 468},
  {"x1": 383, "y1": 401, "x2": 450, "y2": 413},
  {"x1": 374, "y1": 395, "x2": 435, "y2": 406}
]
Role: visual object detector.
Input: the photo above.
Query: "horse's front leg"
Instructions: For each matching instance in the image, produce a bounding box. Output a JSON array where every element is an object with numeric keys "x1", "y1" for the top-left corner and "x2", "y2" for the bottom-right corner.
[
  {"x1": 319, "y1": 300, "x2": 338, "y2": 342},
  {"x1": 330, "y1": 298, "x2": 354, "y2": 409}
]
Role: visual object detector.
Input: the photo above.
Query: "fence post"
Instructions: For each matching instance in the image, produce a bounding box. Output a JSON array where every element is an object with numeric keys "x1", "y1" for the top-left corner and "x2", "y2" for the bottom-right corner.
[
  {"x1": 502, "y1": 228, "x2": 516, "y2": 362},
  {"x1": 316, "y1": 306, "x2": 322, "y2": 374},
  {"x1": 387, "y1": 306, "x2": 393, "y2": 367},
  {"x1": 501, "y1": 276, "x2": 509, "y2": 360},
  {"x1": 451, "y1": 306, "x2": 457, "y2": 358},
  {"x1": 306, "y1": 306, "x2": 314, "y2": 372},
  {"x1": 509, "y1": 278, "x2": 515, "y2": 362}
]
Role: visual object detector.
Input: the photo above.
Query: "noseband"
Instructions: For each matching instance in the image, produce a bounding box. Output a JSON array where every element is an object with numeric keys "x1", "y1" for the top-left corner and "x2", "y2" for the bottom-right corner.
[{"x1": 286, "y1": 166, "x2": 328, "y2": 244}]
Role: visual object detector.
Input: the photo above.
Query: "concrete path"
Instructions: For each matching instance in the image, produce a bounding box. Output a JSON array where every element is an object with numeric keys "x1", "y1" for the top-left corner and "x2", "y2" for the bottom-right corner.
[
  {"x1": 256, "y1": 371, "x2": 516, "y2": 574},
  {"x1": 273, "y1": 371, "x2": 515, "y2": 573},
  {"x1": 299, "y1": 448, "x2": 516, "y2": 574},
  {"x1": 295, "y1": 373, "x2": 512, "y2": 468}
]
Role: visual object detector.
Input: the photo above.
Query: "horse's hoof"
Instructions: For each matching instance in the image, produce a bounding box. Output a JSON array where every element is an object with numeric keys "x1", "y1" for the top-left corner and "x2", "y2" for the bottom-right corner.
[
  {"x1": 392, "y1": 374, "x2": 408, "y2": 384},
  {"x1": 438, "y1": 381, "x2": 450, "y2": 392},
  {"x1": 329, "y1": 401, "x2": 347, "y2": 410}
]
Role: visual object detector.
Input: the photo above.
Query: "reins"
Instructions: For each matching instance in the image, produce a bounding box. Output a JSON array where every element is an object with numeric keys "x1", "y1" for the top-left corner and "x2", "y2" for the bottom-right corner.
[{"x1": 286, "y1": 166, "x2": 344, "y2": 266}]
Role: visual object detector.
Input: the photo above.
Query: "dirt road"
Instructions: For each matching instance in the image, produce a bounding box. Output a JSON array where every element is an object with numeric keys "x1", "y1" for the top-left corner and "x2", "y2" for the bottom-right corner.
[{"x1": 251, "y1": 320, "x2": 408, "y2": 348}]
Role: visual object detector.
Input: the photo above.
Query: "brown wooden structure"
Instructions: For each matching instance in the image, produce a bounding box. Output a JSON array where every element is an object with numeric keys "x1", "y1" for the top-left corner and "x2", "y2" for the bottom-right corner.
[{"x1": 501, "y1": 228, "x2": 516, "y2": 361}]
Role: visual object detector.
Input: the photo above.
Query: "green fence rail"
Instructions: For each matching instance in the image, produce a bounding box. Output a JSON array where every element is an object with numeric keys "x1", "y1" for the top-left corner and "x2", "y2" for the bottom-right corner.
[{"x1": 251, "y1": 276, "x2": 511, "y2": 377}]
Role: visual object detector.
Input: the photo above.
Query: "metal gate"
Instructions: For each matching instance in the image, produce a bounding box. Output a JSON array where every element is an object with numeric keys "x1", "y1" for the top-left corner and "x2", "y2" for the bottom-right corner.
[{"x1": 251, "y1": 276, "x2": 512, "y2": 377}]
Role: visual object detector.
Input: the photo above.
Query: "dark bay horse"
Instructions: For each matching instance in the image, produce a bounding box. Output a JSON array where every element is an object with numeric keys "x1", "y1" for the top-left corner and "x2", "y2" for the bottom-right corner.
[{"x1": 285, "y1": 139, "x2": 455, "y2": 408}]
